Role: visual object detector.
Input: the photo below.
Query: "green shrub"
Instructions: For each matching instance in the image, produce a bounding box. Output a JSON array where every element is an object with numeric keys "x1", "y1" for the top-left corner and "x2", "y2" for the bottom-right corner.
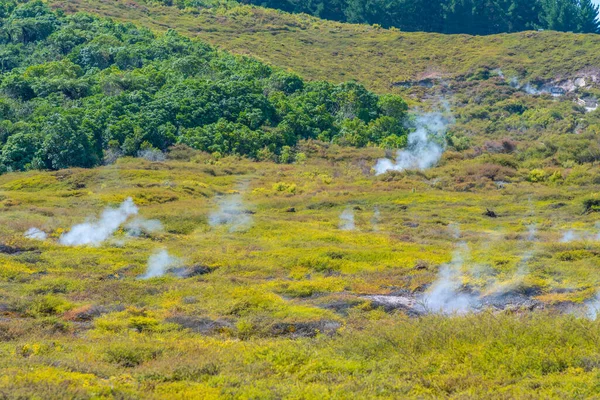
[
  {"x1": 104, "y1": 345, "x2": 162, "y2": 368},
  {"x1": 28, "y1": 295, "x2": 72, "y2": 317},
  {"x1": 528, "y1": 169, "x2": 547, "y2": 182},
  {"x1": 583, "y1": 198, "x2": 600, "y2": 213}
]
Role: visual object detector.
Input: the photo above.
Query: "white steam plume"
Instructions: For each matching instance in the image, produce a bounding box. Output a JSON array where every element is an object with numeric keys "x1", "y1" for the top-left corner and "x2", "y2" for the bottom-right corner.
[
  {"x1": 522, "y1": 83, "x2": 540, "y2": 95},
  {"x1": 24, "y1": 228, "x2": 47, "y2": 240},
  {"x1": 560, "y1": 230, "x2": 579, "y2": 243},
  {"x1": 371, "y1": 207, "x2": 381, "y2": 231},
  {"x1": 510, "y1": 77, "x2": 538, "y2": 94},
  {"x1": 420, "y1": 242, "x2": 477, "y2": 314},
  {"x1": 509, "y1": 77, "x2": 542, "y2": 95},
  {"x1": 419, "y1": 226, "x2": 479, "y2": 314},
  {"x1": 59, "y1": 198, "x2": 138, "y2": 246},
  {"x1": 126, "y1": 218, "x2": 163, "y2": 237},
  {"x1": 513, "y1": 251, "x2": 533, "y2": 284},
  {"x1": 527, "y1": 224, "x2": 538, "y2": 242},
  {"x1": 339, "y1": 208, "x2": 356, "y2": 231},
  {"x1": 374, "y1": 106, "x2": 452, "y2": 175},
  {"x1": 490, "y1": 223, "x2": 537, "y2": 295},
  {"x1": 585, "y1": 224, "x2": 600, "y2": 319},
  {"x1": 509, "y1": 77, "x2": 562, "y2": 96},
  {"x1": 138, "y1": 249, "x2": 180, "y2": 279},
  {"x1": 586, "y1": 293, "x2": 600, "y2": 320},
  {"x1": 209, "y1": 191, "x2": 252, "y2": 232}
]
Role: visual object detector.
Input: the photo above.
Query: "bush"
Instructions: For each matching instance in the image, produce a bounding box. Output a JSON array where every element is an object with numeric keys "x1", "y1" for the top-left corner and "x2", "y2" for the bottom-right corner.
[
  {"x1": 104, "y1": 345, "x2": 162, "y2": 367},
  {"x1": 0, "y1": 132, "x2": 43, "y2": 171},
  {"x1": 583, "y1": 198, "x2": 600, "y2": 213},
  {"x1": 528, "y1": 169, "x2": 547, "y2": 183},
  {"x1": 28, "y1": 295, "x2": 72, "y2": 317},
  {"x1": 172, "y1": 363, "x2": 220, "y2": 381}
]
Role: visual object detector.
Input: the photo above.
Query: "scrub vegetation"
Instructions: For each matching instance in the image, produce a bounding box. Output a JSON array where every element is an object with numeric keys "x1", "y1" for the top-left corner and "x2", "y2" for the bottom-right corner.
[{"x1": 1, "y1": 144, "x2": 600, "y2": 398}]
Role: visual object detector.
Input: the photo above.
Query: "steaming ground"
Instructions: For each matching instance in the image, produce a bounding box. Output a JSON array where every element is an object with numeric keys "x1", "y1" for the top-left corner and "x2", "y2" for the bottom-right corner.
[
  {"x1": 59, "y1": 198, "x2": 138, "y2": 246},
  {"x1": 209, "y1": 188, "x2": 253, "y2": 232},
  {"x1": 21, "y1": 171, "x2": 600, "y2": 318},
  {"x1": 16, "y1": 142, "x2": 600, "y2": 320},
  {"x1": 339, "y1": 208, "x2": 356, "y2": 231},
  {"x1": 24, "y1": 228, "x2": 47, "y2": 240},
  {"x1": 9, "y1": 136, "x2": 600, "y2": 325},
  {"x1": 371, "y1": 207, "x2": 381, "y2": 231},
  {"x1": 374, "y1": 105, "x2": 453, "y2": 175},
  {"x1": 420, "y1": 241, "x2": 475, "y2": 314},
  {"x1": 48, "y1": 197, "x2": 600, "y2": 317},
  {"x1": 364, "y1": 223, "x2": 600, "y2": 317},
  {"x1": 139, "y1": 249, "x2": 181, "y2": 279},
  {"x1": 5, "y1": 147, "x2": 600, "y2": 398}
]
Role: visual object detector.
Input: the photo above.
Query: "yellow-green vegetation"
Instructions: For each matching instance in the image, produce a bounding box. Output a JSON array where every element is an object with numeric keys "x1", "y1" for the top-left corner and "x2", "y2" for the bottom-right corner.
[
  {"x1": 2, "y1": 0, "x2": 600, "y2": 398},
  {"x1": 1, "y1": 145, "x2": 600, "y2": 397},
  {"x1": 48, "y1": 0, "x2": 600, "y2": 93}
]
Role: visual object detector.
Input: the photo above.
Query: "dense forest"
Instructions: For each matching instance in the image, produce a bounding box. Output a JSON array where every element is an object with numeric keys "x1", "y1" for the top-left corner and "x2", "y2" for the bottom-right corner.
[
  {"x1": 243, "y1": 0, "x2": 600, "y2": 34},
  {"x1": 0, "y1": 1, "x2": 409, "y2": 172},
  {"x1": 152, "y1": 0, "x2": 600, "y2": 35}
]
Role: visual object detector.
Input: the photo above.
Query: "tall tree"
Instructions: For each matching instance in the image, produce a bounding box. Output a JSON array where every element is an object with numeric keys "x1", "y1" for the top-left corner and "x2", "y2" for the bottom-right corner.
[
  {"x1": 443, "y1": 0, "x2": 476, "y2": 34},
  {"x1": 507, "y1": 0, "x2": 543, "y2": 31},
  {"x1": 472, "y1": 0, "x2": 509, "y2": 34},
  {"x1": 395, "y1": 0, "x2": 445, "y2": 32},
  {"x1": 541, "y1": 0, "x2": 580, "y2": 31},
  {"x1": 578, "y1": 0, "x2": 600, "y2": 33},
  {"x1": 241, "y1": 0, "x2": 600, "y2": 35}
]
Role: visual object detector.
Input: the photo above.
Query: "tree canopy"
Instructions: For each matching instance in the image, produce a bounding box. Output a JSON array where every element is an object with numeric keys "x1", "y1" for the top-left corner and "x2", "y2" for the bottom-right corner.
[
  {"x1": 0, "y1": 1, "x2": 408, "y2": 172},
  {"x1": 231, "y1": 0, "x2": 600, "y2": 34}
]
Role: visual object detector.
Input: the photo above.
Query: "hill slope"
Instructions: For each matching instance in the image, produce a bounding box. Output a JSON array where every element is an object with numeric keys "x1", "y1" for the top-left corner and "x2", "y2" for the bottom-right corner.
[
  {"x1": 2, "y1": 2, "x2": 600, "y2": 398},
  {"x1": 49, "y1": 0, "x2": 600, "y2": 93}
]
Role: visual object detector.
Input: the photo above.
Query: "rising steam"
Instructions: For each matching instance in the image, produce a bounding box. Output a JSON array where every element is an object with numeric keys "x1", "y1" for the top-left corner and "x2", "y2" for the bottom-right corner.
[
  {"x1": 209, "y1": 191, "x2": 252, "y2": 232},
  {"x1": 587, "y1": 294, "x2": 600, "y2": 320},
  {"x1": 420, "y1": 243, "x2": 477, "y2": 314},
  {"x1": 510, "y1": 77, "x2": 540, "y2": 95},
  {"x1": 418, "y1": 223, "x2": 537, "y2": 315},
  {"x1": 419, "y1": 226, "x2": 478, "y2": 314},
  {"x1": 371, "y1": 207, "x2": 381, "y2": 231},
  {"x1": 138, "y1": 249, "x2": 180, "y2": 279},
  {"x1": 527, "y1": 224, "x2": 538, "y2": 242},
  {"x1": 24, "y1": 228, "x2": 47, "y2": 240},
  {"x1": 374, "y1": 105, "x2": 453, "y2": 175},
  {"x1": 59, "y1": 198, "x2": 138, "y2": 246},
  {"x1": 560, "y1": 230, "x2": 579, "y2": 243},
  {"x1": 488, "y1": 224, "x2": 538, "y2": 295},
  {"x1": 339, "y1": 208, "x2": 356, "y2": 231},
  {"x1": 126, "y1": 218, "x2": 163, "y2": 237}
]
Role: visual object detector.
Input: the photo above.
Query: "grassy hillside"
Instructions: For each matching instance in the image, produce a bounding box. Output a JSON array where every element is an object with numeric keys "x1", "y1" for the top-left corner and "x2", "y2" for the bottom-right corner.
[
  {"x1": 48, "y1": 0, "x2": 600, "y2": 93},
  {"x1": 2, "y1": 1, "x2": 600, "y2": 398},
  {"x1": 1, "y1": 147, "x2": 600, "y2": 397}
]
